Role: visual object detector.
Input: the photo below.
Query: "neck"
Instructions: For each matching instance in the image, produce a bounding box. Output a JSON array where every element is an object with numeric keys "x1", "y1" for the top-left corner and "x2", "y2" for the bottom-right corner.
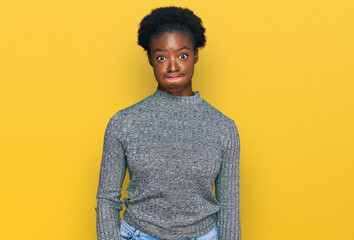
[
  {"x1": 157, "y1": 86, "x2": 194, "y2": 96},
  {"x1": 154, "y1": 87, "x2": 201, "y2": 105}
]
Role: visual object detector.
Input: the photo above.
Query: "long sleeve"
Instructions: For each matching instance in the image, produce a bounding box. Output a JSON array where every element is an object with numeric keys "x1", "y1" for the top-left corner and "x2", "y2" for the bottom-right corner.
[
  {"x1": 215, "y1": 120, "x2": 241, "y2": 240},
  {"x1": 96, "y1": 116, "x2": 126, "y2": 240}
]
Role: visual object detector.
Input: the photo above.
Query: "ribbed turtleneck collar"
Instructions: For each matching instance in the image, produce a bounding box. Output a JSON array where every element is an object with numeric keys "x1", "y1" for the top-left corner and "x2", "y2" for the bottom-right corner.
[{"x1": 153, "y1": 88, "x2": 202, "y2": 104}]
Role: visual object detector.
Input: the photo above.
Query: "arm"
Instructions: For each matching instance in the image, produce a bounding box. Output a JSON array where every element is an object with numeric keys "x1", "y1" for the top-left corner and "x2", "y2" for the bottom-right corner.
[
  {"x1": 215, "y1": 120, "x2": 241, "y2": 240},
  {"x1": 96, "y1": 115, "x2": 126, "y2": 240}
]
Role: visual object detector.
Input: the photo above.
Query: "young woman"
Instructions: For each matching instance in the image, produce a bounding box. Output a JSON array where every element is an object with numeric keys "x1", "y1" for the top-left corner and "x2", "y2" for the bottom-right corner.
[{"x1": 96, "y1": 6, "x2": 240, "y2": 240}]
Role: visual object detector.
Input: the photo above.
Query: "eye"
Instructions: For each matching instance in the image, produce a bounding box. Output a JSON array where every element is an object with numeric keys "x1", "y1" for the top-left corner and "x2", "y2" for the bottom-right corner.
[
  {"x1": 179, "y1": 53, "x2": 189, "y2": 59},
  {"x1": 157, "y1": 56, "x2": 166, "y2": 61}
]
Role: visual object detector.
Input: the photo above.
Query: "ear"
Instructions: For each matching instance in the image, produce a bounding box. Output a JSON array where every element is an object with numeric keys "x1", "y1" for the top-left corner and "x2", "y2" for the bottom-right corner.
[
  {"x1": 148, "y1": 52, "x2": 153, "y2": 66},
  {"x1": 193, "y1": 48, "x2": 199, "y2": 64}
]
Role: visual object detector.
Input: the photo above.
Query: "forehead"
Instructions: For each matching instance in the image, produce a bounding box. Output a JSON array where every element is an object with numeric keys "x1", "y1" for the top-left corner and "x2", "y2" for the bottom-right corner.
[{"x1": 150, "y1": 31, "x2": 194, "y2": 51}]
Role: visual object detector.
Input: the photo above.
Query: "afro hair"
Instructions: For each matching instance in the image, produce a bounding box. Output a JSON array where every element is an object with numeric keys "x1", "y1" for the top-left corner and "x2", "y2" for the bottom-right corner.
[{"x1": 138, "y1": 6, "x2": 206, "y2": 53}]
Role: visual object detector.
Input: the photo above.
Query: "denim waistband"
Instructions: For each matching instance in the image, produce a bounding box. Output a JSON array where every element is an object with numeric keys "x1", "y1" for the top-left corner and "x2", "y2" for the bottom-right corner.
[
  {"x1": 121, "y1": 219, "x2": 137, "y2": 233},
  {"x1": 120, "y1": 219, "x2": 218, "y2": 240}
]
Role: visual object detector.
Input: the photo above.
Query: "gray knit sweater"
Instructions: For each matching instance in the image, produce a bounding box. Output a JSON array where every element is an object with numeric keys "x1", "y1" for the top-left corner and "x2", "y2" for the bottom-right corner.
[{"x1": 96, "y1": 88, "x2": 240, "y2": 240}]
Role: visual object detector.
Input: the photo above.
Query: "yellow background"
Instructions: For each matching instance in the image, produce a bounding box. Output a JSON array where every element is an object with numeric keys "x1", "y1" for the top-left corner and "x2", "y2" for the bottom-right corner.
[{"x1": 1, "y1": 0, "x2": 353, "y2": 239}]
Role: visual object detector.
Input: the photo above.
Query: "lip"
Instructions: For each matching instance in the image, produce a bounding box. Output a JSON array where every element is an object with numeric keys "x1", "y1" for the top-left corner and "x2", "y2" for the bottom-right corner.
[{"x1": 165, "y1": 75, "x2": 183, "y2": 80}]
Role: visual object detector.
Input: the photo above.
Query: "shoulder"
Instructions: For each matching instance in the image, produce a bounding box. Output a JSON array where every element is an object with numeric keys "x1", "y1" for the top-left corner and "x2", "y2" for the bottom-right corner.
[
  {"x1": 199, "y1": 98, "x2": 240, "y2": 144},
  {"x1": 109, "y1": 95, "x2": 153, "y2": 123},
  {"x1": 199, "y1": 98, "x2": 237, "y2": 127}
]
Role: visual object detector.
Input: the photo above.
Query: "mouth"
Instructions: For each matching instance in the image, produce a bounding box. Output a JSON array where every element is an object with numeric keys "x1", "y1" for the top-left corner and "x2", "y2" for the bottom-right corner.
[{"x1": 165, "y1": 75, "x2": 184, "y2": 81}]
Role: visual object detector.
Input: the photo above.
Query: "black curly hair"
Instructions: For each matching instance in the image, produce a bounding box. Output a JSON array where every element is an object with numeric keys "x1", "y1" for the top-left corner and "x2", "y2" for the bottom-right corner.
[{"x1": 138, "y1": 6, "x2": 206, "y2": 54}]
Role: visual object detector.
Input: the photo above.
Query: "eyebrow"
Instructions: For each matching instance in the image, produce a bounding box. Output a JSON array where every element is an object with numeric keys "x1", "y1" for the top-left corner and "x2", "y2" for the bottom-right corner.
[{"x1": 153, "y1": 46, "x2": 191, "y2": 53}]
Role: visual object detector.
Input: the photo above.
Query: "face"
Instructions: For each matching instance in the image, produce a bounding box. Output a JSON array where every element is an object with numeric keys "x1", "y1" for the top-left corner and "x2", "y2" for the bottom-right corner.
[{"x1": 148, "y1": 31, "x2": 199, "y2": 96}]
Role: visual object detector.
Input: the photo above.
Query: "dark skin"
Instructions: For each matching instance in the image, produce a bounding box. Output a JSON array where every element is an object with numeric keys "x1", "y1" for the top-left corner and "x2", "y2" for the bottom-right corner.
[{"x1": 148, "y1": 31, "x2": 199, "y2": 96}]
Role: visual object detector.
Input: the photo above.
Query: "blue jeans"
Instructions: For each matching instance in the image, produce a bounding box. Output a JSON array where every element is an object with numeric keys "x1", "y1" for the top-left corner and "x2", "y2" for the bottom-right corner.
[{"x1": 120, "y1": 219, "x2": 218, "y2": 240}]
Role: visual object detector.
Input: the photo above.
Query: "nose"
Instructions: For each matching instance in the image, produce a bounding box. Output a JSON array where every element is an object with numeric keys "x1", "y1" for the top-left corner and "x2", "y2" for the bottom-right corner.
[{"x1": 167, "y1": 58, "x2": 179, "y2": 72}]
